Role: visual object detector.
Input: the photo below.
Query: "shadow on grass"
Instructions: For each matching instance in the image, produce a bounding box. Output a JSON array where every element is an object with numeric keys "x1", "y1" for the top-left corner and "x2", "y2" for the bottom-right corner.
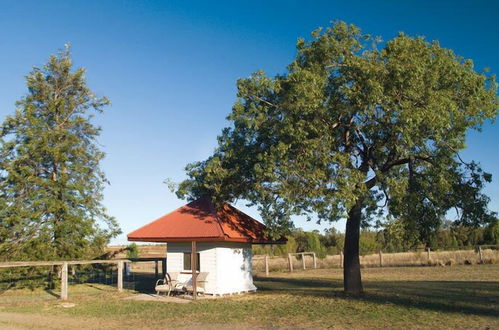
[
  {"x1": 131, "y1": 273, "x2": 158, "y2": 293},
  {"x1": 43, "y1": 289, "x2": 60, "y2": 298},
  {"x1": 254, "y1": 275, "x2": 499, "y2": 318}
]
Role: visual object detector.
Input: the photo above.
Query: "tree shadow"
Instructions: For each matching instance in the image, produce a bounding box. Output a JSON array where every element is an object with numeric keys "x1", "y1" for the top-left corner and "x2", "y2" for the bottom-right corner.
[
  {"x1": 254, "y1": 276, "x2": 499, "y2": 318},
  {"x1": 43, "y1": 288, "x2": 60, "y2": 298},
  {"x1": 129, "y1": 272, "x2": 157, "y2": 293},
  {"x1": 178, "y1": 197, "x2": 286, "y2": 243}
]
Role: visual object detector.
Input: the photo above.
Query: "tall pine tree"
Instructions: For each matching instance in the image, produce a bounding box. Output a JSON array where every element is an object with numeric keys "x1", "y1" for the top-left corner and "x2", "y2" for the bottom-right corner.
[{"x1": 0, "y1": 46, "x2": 120, "y2": 261}]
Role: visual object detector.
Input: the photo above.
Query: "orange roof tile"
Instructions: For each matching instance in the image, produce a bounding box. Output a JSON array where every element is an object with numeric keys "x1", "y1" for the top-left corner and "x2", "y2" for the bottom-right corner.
[{"x1": 127, "y1": 197, "x2": 285, "y2": 244}]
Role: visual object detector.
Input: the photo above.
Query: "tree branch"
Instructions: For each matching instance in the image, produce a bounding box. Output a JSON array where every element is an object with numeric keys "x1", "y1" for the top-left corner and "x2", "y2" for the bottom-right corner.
[
  {"x1": 250, "y1": 95, "x2": 278, "y2": 108},
  {"x1": 381, "y1": 155, "x2": 434, "y2": 173}
]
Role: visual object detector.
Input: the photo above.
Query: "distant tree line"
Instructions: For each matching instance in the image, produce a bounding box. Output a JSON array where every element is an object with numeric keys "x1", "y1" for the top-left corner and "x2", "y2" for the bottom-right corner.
[{"x1": 253, "y1": 219, "x2": 499, "y2": 257}]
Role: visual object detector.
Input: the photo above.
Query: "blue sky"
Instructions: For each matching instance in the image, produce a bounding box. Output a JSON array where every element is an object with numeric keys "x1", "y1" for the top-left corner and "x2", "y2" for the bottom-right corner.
[{"x1": 0, "y1": 0, "x2": 497, "y2": 244}]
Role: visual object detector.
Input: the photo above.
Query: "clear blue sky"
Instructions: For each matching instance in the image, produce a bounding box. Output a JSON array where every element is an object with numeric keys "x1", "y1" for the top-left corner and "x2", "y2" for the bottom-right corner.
[{"x1": 0, "y1": 0, "x2": 497, "y2": 244}]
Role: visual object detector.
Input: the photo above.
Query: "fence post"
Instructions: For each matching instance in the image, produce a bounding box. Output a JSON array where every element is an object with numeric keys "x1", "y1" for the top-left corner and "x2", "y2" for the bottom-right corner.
[
  {"x1": 265, "y1": 255, "x2": 269, "y2": 276},
  {"x1": 117, "y1": 261, "x2": 123, "y2": 292},
  {"x1": 340, "y1": 251, "x2": 343, "y2": 268},
  {"x1": 478, "y1": 246, "x2": 483, "y2": 263},
  {"x1": 288, "y1": 253, "x2": 294, "y2": 272},
  {"x1": 302, "y1": 253, "x2": 306, "y2": 270},
  {"x1": 427, "y1": 247, "x2": 431, "y2": 262},
  {"x1": 154, "y1": 260, "x2": 159, "y2": 278},
  {"x1": 379, "y1": 249, "x2": 383, "y2": 267},
  {"x1": 61, "y1": 262, "x2": 68, "y2": 300},
  {"x1": 313, "y1": 253, "x2": 317, "y2": 269}
]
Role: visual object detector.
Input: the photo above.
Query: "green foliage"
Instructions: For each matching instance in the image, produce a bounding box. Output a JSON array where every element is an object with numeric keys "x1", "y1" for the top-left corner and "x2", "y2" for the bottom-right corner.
[
  {"x1": 376, "y1": 219, "x2": 421, "y2": 252},
  {"x1": 126, "y1": 243, "x2": 139, "y2": 259},
  {"x1": 176, "y1": 21, "x2": 497, "y2": 243},
  {"x1": 306, "y1": 231, "x2": 326, "y2": 257},
  {"x1": 484, "y1": 220, "x2": 499, "y2": 245},
  {"x1": 252, "y1": 235, "x2": 298, "y2": 256},
  {"x1": 358, "y1": 230, "x2": 382, "y2": 255},
  {"x1": 253, "y1": 222, "x2": 496, "y2": 256},
  {"x1": 0, "y1": 46, "x2": 121, "y2": 262}
]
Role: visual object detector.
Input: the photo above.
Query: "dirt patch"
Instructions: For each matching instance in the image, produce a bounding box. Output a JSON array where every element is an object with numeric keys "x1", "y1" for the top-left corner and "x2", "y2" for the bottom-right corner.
[
  {"x1": 0, "y1": 312, "x2": 123, "y2": 329},
  {"x1": 0, "y1": 311, "x2": 266, "y2": 329}
]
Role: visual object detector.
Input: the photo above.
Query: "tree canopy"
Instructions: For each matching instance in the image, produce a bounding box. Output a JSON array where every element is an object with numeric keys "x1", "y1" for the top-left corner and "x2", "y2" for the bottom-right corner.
[
  {"x1": 177, "y1": 22, "x2": 497, "y2": 293},
  {"x1": 0, "y1": 47, "x2": 120, "y2": 261}
]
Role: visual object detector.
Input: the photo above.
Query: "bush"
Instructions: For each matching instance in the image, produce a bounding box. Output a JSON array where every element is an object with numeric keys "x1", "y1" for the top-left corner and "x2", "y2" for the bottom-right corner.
[{"x1": 126, "y1": 243, "x2": 139, "y2": 259}]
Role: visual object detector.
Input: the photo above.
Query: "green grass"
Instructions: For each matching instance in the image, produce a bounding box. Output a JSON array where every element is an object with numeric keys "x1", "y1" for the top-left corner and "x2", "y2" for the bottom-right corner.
[{"x1": 1, "y1": 265, "x2": 498, "y2": 329}]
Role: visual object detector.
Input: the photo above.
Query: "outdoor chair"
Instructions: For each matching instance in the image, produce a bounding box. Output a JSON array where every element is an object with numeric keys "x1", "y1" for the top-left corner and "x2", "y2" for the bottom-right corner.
[
  {"x1": 155, "y1": 272, "x2": 182, "y2": 296},
  {"x1": 185, "y1": 272, "x2": 209, "y2": 296}
]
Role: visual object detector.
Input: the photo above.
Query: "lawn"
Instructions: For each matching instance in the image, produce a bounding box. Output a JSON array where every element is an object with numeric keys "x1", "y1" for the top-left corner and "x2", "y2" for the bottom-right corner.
[{"x1": 0, "y1": 265, "x2": 498, "y2": 329}]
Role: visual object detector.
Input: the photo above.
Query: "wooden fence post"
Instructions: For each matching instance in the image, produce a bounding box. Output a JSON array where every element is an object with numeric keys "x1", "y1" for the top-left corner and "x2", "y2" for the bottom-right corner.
[
  {"x1": 312, "y1": 253, "x2": 317, "y2": 269},
  {"x1": 265, "y1": 255, "x2": 269, "y2": 276},
  {"x1": 427, "y1": 247, "x2": 431, "y2": 262},
  {"x1": 61, "y1": 262, "x2": 68, "y2": 300},
  {"x1": 117, "y1": 261, "x2": 123, "y2": 292},
  {"x1": 340, "y1": 251, "x2": 343, "y2": 268},
  {"x1": 302, "y1": 253, "x2": 306, "y2": 270},
  {"x1": 379, "y1": 250, "x2": 383, "y2": 267},
  {"x1": 288, "y1": 253, "x2": 293, "y2": 272},
  {"x1": 478, "y1": 246, "x2": 483, "y2": 263}
]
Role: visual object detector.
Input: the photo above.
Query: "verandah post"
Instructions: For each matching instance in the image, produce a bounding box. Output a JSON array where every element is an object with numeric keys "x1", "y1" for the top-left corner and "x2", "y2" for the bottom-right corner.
[
  {"x1": 191, "y1": 241, "x2": 197, "y2": 300},
  {"x1": 162, "y1": 258, "x2": 167, "y2": 277}
]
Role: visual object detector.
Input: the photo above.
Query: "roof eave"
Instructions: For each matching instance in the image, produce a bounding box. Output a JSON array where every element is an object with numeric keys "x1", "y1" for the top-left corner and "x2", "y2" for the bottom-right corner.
[{"x1": 127, "y1": 236, "x2": 286, "y2": 244}]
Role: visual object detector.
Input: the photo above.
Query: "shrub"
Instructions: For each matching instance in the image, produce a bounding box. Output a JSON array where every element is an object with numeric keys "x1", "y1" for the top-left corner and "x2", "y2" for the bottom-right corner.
[{"x1": 126, "y1": 243, "x2": 139, "y2": 259}]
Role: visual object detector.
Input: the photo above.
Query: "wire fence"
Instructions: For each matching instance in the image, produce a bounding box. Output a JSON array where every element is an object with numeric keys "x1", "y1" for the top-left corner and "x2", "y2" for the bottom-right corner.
[
  {"x1": 0, "y1": 265, "x2": 127, "y2": 288},
  {"x1": 67, "y1": 267, "x2": 136, "y2": 291},
  {"x1": 0, "y1": 258, "x2": 168, "y2": 308},
  {"x1": 252, "y1": 245, "x2": 499, "y2": 273}
]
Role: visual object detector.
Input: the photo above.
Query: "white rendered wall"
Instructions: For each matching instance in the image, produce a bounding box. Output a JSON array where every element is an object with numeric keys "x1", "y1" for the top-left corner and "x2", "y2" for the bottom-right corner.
[
  {"x1": 166, "y1": 242, "x2": 256, "y2": 295},
  {"x1": 215, "y1": 242, "x2": 256, "y2": 294}
]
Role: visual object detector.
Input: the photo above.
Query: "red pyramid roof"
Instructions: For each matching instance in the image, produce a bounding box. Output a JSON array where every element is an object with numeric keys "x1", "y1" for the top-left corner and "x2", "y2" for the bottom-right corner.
[{"x1": 127, "y1": 197, "x2": 285, "y2": 244}]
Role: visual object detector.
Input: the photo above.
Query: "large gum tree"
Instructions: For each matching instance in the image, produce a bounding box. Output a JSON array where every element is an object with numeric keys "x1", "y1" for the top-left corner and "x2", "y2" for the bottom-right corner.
[{"x1": 177, "y1": 22, "x2": 498, "y2": 294}]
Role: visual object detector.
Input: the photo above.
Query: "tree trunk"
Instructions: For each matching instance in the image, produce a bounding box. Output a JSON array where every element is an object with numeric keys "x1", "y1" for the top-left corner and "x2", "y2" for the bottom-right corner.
[{"x1": 343, "y1": 198, "x2": 363, "y2": 295}]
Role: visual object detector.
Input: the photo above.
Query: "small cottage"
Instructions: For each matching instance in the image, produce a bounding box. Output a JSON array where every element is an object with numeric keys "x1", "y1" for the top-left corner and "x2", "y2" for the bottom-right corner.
[{"x1": 127, "y1": 197, "x2": 285, "y2": 296}]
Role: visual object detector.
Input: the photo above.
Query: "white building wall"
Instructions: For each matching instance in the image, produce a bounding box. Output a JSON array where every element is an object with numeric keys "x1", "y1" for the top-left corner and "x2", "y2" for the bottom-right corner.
[
  {"x1": 215, "y1": 242, "x2": 256, "y2": 294},
  {"x1": 165, "y1": 242, "x2": 256, "y2": 295}
]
